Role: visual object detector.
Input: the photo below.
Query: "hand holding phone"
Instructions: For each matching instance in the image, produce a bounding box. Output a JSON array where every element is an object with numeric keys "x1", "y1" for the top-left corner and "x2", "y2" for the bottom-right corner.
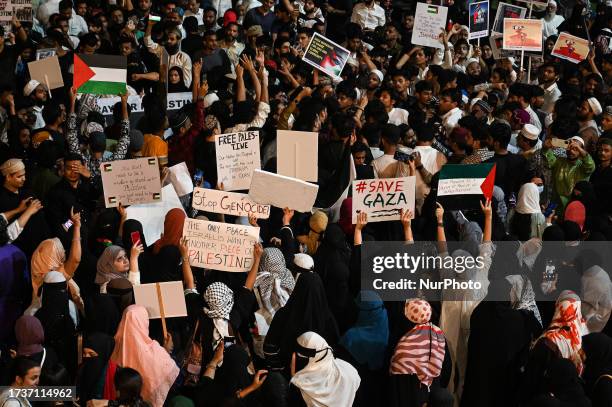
[{"x1": 131, "y1": 231, "x2": 141, "y2": 247}]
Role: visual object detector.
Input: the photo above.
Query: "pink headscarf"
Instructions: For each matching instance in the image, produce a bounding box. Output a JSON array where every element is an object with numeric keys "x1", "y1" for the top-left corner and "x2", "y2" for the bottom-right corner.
[
  {"x1": 111, "y1": 305, "x2": 179, "y2": 407},
  {"x1": 565, "y1": 201, "x2": 586, "y2": 231}
]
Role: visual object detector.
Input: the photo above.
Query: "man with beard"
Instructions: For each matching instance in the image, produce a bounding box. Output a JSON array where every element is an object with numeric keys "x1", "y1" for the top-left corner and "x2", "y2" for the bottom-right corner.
[
  {"x1": 184, "y1": 0, "x2": 204, "y2": 26},
  {"x1": 350, "y1": 0, "x2": 385, "y2": 32},
  {"x1": 542, "y1": 135, "x2": 595, "y2": 213},
  {"x1": 121, "y1": 37, "x2": 159, "y2": 95},
  {"x1": 220, "y1": 21, "x2": 245, "y2": 70},
  {"x1": 144, "y1": 20, "x2": 193, "y2": 87},
  {"x1": 577, "y1": 97, "x2": 603, "y2": 155},
  {"x1": 23, "y1": 80, "x2": 47, "y2": 130},
  {"x1": 193, "y1": 30, "x2": 232, "y2": 84},
  {"x1": 382, "y1": 23, "x2": 402, "y2": 59},
  {"x1": 297, "y1": 0, "x2": 324, "y2": 29},
  {"x1": 538, "y1": 63, "x2": 561, "y2": 113},
  {"x1": 591, "y1": 137, "x2": 612, "y2": 218},
  {"x1": 541, "y1": 0, "x2": 564, "y2": 39},
  {"x1": 202, "y1": 7, "x2": 219, "y2": 31}
]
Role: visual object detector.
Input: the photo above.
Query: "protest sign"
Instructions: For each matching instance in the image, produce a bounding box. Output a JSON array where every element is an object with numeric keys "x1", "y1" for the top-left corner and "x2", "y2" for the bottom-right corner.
[
  {"x1": 28, "y1": 56, "x2": 64, "y2": 90},
  {"x1": 192, "y1": 187, "x2": 271, "y2": 219},
  {"x1": 276, "y1": 130, "x2": 318, "y2": 182},
  {"x1": 97, "y1": 92, "x2": 192, "y2": 125},
  {"x1": 215, "y1": 131, "x2": 260, "y2": 191},
  {"x1": 468, "y1": 1, "x2": 489, "y2": 40},
  {"x1": 164, "y1": 162, "x2": 193, "y2": 197},
  {"x1": 36, "y1": 48, "x2": 56, "y2": 60},
  {"x1": 249, "y1": 170, "x2": 319, "y2": 213},
  {"x1": 0, "y1": 0, "x2": 11, "y2": 37},
  {"x1": 492, "y1": 2, "x2": 527, "y2": 34},
  {"x1": 100, "y1": 157, "x2": 161, "y2": 208},
  {"x1": 126, "y1": 184, "x2": 184, "y2": 244},
  {"x1": 12, "y1": 0, "x2": 31, "y2": 21},
  {"x1": 183, "y1": 218, "x2": 259, "y2": 272},
  {"x1": 503, "y1": 18, "x2": 543, "y2": 52},
  {"x1": 551, "y1": 32, "x2": 590, "y2": 64},
  {"x1": 351, "y1": 177, "x2": 416, "y2": 223},
  {"x1": 411, "y1": 3, "x2": 448, "y2": 49},
  {"x1": 436, "y1": 163, "x2": 496, "y2": 210},
  {"x1": 133, "y1": 281, "x2": 187, "y2": 319},
  {"x1": 302, "y1": 32, "x2": 350, "y2": 80}
]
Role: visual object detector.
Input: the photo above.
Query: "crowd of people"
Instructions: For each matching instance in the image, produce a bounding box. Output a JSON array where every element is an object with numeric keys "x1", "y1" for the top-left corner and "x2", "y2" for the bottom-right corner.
[{"x1": 1, "y1": 0, "x2": 612, "y2": 405}]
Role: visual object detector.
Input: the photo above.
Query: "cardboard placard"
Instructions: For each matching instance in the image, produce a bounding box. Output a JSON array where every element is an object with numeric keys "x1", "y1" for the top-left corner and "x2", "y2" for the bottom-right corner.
[
  {"x1": 12, "y1": 0, "x2": 30, "y2": 21},
  {"x1": 503, "y1": 18, "x2": 543, "y2": 52},
  {"x1": 215, "y1": 131, "x2": 260, "y2": 191},
  {"x1": 551, "y1": 32, "x2": 590, "y2": 64},
  {"x1": 192, "y1": 187, "x2": 271, "y2": 219},
  {"x1": 165, "y1": 162, "x2": 193, "y2": 197},
  {"x1": 276, "y1": 130, "x2": 318, "y2": 182},
  {"x1": 492, "y1": 2, "x2": 527, "y2": 34},
  {"x1": 411, "y1": 3, "x2": 448, "y2": 49},
  {"x1": 351, "y1": 177, "x2": 416, "y2": 223},
  {"x1": 468, "y1": 1, "x2": 489, "y2": 40},
  {"x1": 248, "y1": 170, "x2": 319, "y2": 213},
  {"x1": 101, "y1": 157, "x2": 162, "y2": 208},
  {"x1": 133, "y1": 281, "x2": 187, "y2": 319},
  {"x1": 183, "y1": 218, "x2": 260, "y2": 272},
  {"x1": 302, "y1": 32, "x2": 350, "y2": 80},
  {"x1": 27, "y1": 56, "x2": 64, "y2": 90},
  {"x1": 125, "y1": 184, "x2": 184, "y2": 245}
]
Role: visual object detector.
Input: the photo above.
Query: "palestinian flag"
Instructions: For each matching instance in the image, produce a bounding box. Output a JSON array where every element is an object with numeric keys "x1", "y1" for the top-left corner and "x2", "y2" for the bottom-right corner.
[
  {"x1": 74, "y1": 54, "x2": 127, "y2": 95},
  {"x1": 436, "y1": 163, "x2": 496, "y2": 210}
]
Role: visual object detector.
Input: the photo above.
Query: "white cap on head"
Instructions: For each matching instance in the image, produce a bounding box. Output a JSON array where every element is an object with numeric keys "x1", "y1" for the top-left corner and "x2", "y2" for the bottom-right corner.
[
  {"x1": 371, "y1": 69, "x2": 384, "y2": 83},
  {"x1": 569, "y1": 136, "x2": 585, "y2": 147},
  {"x1": 587, "y1": 97, "x2": 603, "y2": 116},
  {"x1": 548, "y1": 0, "x2": 557, "y2": 6},
  {"x1": 24, "y1": 80, "x2": 42, "y2": 97},
  {"x1": 520, "y1": 124, "x2": 541, "y2": 141},
  {"x1": 294, "y1": 253, "x2": 314, "y2": 271}
]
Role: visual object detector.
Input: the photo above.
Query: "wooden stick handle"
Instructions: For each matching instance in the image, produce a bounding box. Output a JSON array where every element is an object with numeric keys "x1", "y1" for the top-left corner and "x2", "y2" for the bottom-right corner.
[{"x1": 156, "y1": 282, "x2": 167, "y2": 339}]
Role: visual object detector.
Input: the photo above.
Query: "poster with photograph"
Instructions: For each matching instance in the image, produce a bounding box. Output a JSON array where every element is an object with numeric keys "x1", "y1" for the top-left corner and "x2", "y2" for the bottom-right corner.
[
  {"x1": 492, "y1": 2, "x2": 527, "y2": 34},
  {"x1": 469, "y1": 1, "x2": 489, "y2": 40},
  {"x1": 411, "y1": 3, "x2": 448, "y2": 49},
  {"x1": 302, "y1": 32, "x2": 350, "y2": 80},
  {"x1": 551, "y1": 32, "x2": 590, "y2": 64},
  {"x1": 502, "y1": 18, "x2": 543, "y2": 52}
]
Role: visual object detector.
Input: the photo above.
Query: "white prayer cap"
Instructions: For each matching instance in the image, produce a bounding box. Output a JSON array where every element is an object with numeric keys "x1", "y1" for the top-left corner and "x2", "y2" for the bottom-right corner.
[{"x1": 587, "y1": 97, "x2": 603, "y2": 116}]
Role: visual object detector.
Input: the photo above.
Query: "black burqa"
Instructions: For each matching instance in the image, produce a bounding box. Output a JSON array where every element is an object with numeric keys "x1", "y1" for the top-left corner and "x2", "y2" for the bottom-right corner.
[
  {"x1": 544, "y1": 358, "x2": 592, "y2": 407},
  {"x1": 121, "y1": 219, "x2": 152, "y2": 278},
  {"x1": 76, "y1": 332, "x2": 115, "y2": 402},
  {"x1": 582, "y1": 333, "x2": 612, "y2": 407},
  {"x1": 264, "y1": 272, "x2": 340, "y2": 370},
  {"x1": 461, "y1": 278, "x2": 542, "y2": 407},
  {"x1": 84, "y1": 294, "x2": 121, "y2": 336}
]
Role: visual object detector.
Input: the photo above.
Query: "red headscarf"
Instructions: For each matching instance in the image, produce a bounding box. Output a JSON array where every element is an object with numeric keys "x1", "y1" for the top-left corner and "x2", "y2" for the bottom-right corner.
[
  {"x1": 565, "y1": 201, "x2": 586, "y2": 231},
  {"x1": 338, "y1": 198, "x2": 355, "y2": 237},
  {"x1": 152, "y1": 208, "x2": 186, "y2": 254}
]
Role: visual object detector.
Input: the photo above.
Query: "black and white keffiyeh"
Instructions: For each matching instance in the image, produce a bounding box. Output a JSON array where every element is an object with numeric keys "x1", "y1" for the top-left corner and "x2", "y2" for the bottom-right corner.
[
  {"x1": 255, "y1": 248, "x2": 295, "y2": 315},
  {"x1": 203, "y1": 282, "x2": 234, "y2": 320}
]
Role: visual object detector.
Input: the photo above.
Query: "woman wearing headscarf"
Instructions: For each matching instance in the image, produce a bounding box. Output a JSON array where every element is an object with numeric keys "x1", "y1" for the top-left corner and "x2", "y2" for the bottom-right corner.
[
  {"x1": 96, "y1": 244, "x2": 143, "y2": 292},
  {"x1": 576, "y1": 249, "x2": 612, "y2": 333},
  {"x1": 570, "y1": 180, "x2": 600, "y2": 223},
  {"x1": 388, "y1": 299, "x2": 451, "y2": 407},
  {"x1": 338, "y1": 291, "x2": 389, "y2": 407},
  {"x1": 507, "y1": 182, "x2": 547, "y2": 241},
  {"x1": 111, "y1": 305, "x2": 179, "y2": 407},
  {"x1": 84, "y1": 294, "x2": 122, "y2": 336},
  {"x1": 168, "y1": 67, "x2": 190, "y2": 93},
  {"x1": 264, "y1": 272, "x2": 340, "y2": 371},
  {"x1": 582, "y1": 333, "x2": 612, "y2": 407},
  {"x1": 146, "y1": 245, "x2": 183, "y2": 283},
  {"x1": 254, "y1": 247, "x2": 295, "y2": 326},
  {"x1": 297, "y1": 210, "x2": 328, "y2": 255},
  {"x1": 33, "y1": 271, "x2": 78, "y2": 378},
  {"x1": 541, "y1": 358, "x2": 592, "y2": 407},
  {"x1": 516, "y1": 238, "x2": 543, "y2": 273},
  {"x1": 12, "y1": 315, "x2": 67, "y2": 386},
  {"x1": 152, "y1": 208, "x2": 186, "y2": 255},
  {"x1": 121, "y1": 219, "x2": 152, "y2": 278},
  {"x1": 0, "y1": 242, "x2": 29, "y2": 344},
  {"x1": 564, "y1": 200, "x2": 586, "y2": 233},
  {"x1": 461, "y1": 278, "x2": 541, "y2": 407},
  {"x1": 107, "y1": 278, "x2": 135, "y2": 315},
  {"x1": 76, "y1": 332, "x2": 117, "y2": 403},
  {"x1": 521, "y1": 291, "x2": 588, "y2": 402},
  {"x1": 290, "y1": 331, "x2": 360, "y2": 407}
]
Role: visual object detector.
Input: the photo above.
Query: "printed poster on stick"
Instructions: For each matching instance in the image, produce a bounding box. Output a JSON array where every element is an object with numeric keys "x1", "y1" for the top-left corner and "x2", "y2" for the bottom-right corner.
[
  {"x1": 302, "y1": 32, "x2": 350, "y2": 80},
  {"x1": 411, "y1": 3, "x2": 448, "y2": 49},
  {"x1": 492, "y1": 2, "x2": 527, "y2": 34},
  {"x1": 100, "y1": 157, "x2": 162, "y2": 208},
  {"x1": 215, "y1": 130, "x2": 260, "y2": 191},
  {"x1": 192, "y1": 187, "x2": 271, "y2": 219},
  {"x1": 183, "y1": 218, "x2": 260, "y2": 272},
  {"x1": 351, "y1": 177, "x2": 416, "y2": 224},
  {"x1": 469, "y1": 1, "x2": 489, "y2": 40},
  {"x1": 551, "y1": 32, "x2": 590, "y2": 64},
  {"x1": 502, "y1": 18, "x2": 543, "y2": 52}
]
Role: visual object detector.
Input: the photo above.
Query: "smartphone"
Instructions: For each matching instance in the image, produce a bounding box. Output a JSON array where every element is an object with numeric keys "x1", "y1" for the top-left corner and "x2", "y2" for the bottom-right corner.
[
  {"x1": 131, "y1": 231, "x2": 141, "y2": 247},
  {"x1": 551, "y1": 138, "x2": 569, "y2": 148},
  {"x1": 543, "y1": 202, "x2": 557, "y2": 218},
  {"x1": 193, "y1": 169, "x2": 204, "y2": 185},
  {"x1": 62, "y1": 219, "x2": 73, "y2": 232},
  {"x1": 223, "y1": 336, "x2": 236, "y2": 348},
  {"x1": 393, "y1": 150, "x2": 413, "y2": 162},
  {"x1": 544, "y1": 259, "x2": 556, "y2": 281},
  {"x1": 149, "y1": 14, "x2": 161, "y2": 22}
]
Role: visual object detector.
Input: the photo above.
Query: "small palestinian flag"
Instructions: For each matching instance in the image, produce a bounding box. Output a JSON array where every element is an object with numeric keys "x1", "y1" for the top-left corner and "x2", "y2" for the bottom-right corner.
[
  {"x1": 427, "y1": 5, "x2": 439, "y2": 13},
  {"x1": 436, "y1": 163, "x2": 496, "y2": 210},
  {"x1": 74, "y1": 54, "x2": 127, "y2": 95}
]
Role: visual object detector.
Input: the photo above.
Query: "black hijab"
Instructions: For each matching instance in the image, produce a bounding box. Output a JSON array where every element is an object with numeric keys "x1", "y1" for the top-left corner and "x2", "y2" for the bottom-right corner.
[
  {"x1": 146, "y1": 245, "x2": 182, "y2": 283},
  {"x1": 106, "y1": 278, "x2": 134, "y2": 315},
  {"x1": 544, "y1": 358, "x2": 591, "y2": 407},
  {"x1": 582, "y1": 333, "x2": 612, "y2": 395},
  {"x1": 84, "y1": 294, "x2": 121, "y2": 336},
  {"x1": 92, "y1": 209, "x2": 121, "y2": 257},
  {"x1": 34, "y1": 280, "x2": 76, "y2": 343},
  {"x1": 77, "y1": 332, "x2": 115, "y2": 403},
  {"x1": 121, "y1": 219, "x2": 148, "y2": 251}
]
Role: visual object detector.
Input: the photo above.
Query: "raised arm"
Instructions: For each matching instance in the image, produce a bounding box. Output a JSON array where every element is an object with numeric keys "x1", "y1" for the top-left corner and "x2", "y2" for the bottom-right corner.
[
  {"x1": 481, "y1": 198, "x2": 492, "y2": 243},
  {"x1": 235, "y1": 62, "x2": 246, "y2": 102},
  {"x1": 245, "y1": 243, "x2": 263, "y2": 290},
  {"x1": 354, "y1": 212, "x2": 367, "y2": 246},
  {"x1": 179, "y1": 237, "x2": 196, "y2": 290},
  {"x1": 111, "y1": 94, "x2": 132, "y2": 161},
  {"x1": 435, "y1": 202, "x2": 447, "y2": 254},
  {"x1": 66, "y1": 88, "x2": 80, "y2": 155},
  {"x1": 401, "y1": 208, "x2": 414, "y2": 243},
  {"x1": 64, "y1": 207, "x2": 82, "y2": 277},
  {"x1": 241, "y1": 55, "x2": 261, "y2": 102}
]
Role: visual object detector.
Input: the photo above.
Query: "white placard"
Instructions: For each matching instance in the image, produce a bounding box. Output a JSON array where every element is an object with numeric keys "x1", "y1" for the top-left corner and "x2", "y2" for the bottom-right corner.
[
  {"x1": 248, "y1": 170, "x2": 319, "y2": 213},
  {"x1": 192, "y1": 187, "x2": 271, "y2": 218},
  {"x1": 215, "y1": 130, "x2": 260, "y2": 191},
  {"x1": 352, "y1": 177, "x2": 416, "y2": 223},
  {"x1": 126, "y1": 184, "x2": 184, "y2": 245},
  {"x1": 165, "y1": 162, "x2": 193, "y2": 197},
  {"x1": 133, "y1": 281, "x2": 187, "y2": 319},
  {"x1": 100, "y1": 157, "x2": 161, "y2": 208},
  {"x1": 183, "y1": 218, "x2": 260, "y2": 272},
  {"x1": 411, "y1": 3, "x2": 448, "y2": 49},
  {"x1": 277, "y1": 130, "x2": 318, "y2": 182}
]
